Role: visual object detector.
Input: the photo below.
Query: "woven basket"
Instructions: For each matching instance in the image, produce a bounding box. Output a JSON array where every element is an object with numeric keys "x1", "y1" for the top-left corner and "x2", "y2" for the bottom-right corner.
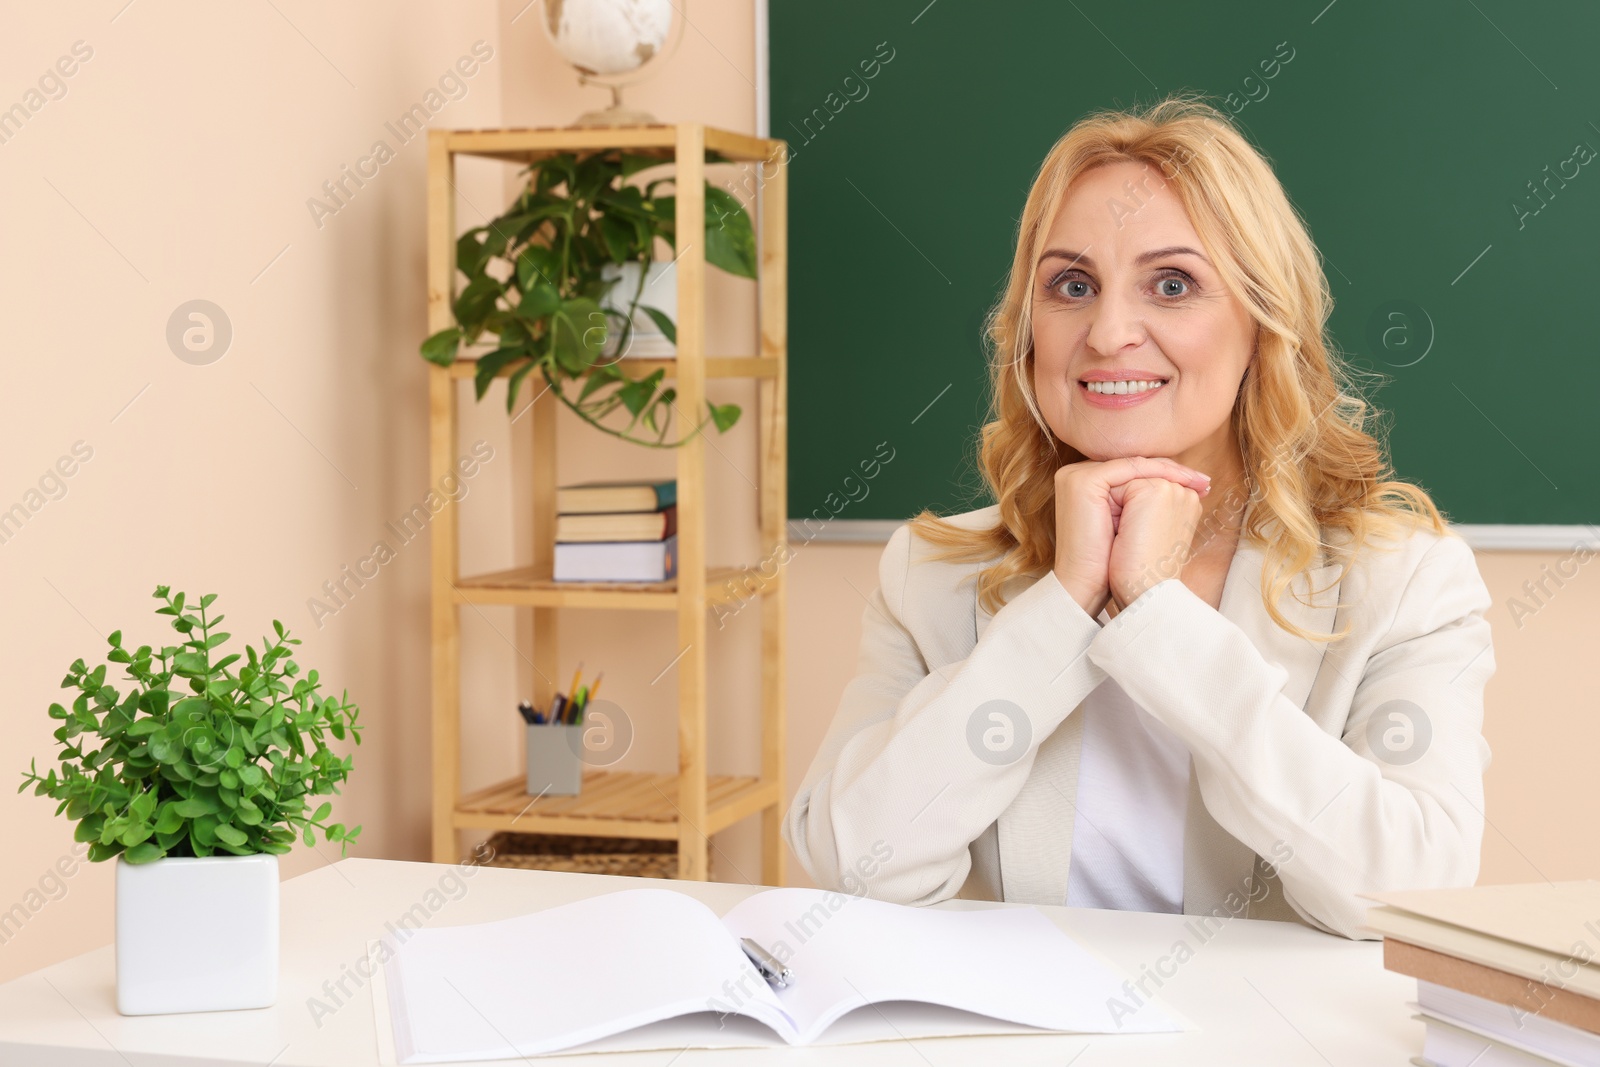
[{"x1": 478, "y1": 832, "x2": 678, "y2": 879}]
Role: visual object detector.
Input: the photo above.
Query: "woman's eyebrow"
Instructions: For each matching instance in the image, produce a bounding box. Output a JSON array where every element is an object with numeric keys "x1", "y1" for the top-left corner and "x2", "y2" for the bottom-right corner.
[{"x1": 1038, "y1": 245, "x2": 1211, "y2": 269}]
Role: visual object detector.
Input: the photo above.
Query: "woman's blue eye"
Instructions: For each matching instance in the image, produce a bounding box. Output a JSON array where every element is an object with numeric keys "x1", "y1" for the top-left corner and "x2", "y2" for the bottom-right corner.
[{"x1": 1047, "y1": 269, "x2": 1194, "y2": 300}]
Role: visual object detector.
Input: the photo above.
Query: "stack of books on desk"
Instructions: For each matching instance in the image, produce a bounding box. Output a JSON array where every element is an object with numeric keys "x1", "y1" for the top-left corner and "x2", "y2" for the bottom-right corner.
[
  {"x1": 553, "y1": 478, "x2": 678, "y2": 582},
  {"x1": 1363, "y1": 881, "x2": 1600, "y2": 1067}
]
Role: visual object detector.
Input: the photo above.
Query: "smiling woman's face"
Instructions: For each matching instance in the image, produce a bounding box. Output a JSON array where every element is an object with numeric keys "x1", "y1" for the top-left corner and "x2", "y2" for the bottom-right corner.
[{"x1": 1031, "y1": 160, "x2": 1258, "y2": 470}]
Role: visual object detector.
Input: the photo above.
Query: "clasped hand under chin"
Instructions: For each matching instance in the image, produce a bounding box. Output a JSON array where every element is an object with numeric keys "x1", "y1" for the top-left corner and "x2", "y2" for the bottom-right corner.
[{"x1": 1050, "y1": 456, "x2": 1212, "y2": 619}]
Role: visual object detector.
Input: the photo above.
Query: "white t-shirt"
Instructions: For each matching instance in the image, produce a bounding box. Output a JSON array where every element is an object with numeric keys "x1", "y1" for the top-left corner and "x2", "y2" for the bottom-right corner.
[{"x1": 1063, "y1": 637, "x2": 1192, "y2": 913}]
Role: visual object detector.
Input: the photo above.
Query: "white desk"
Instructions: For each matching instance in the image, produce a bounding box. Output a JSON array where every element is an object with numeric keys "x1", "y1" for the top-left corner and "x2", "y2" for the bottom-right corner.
[{"x1": 0, "y1": 857, "x2": 1421, "y2": 1065}]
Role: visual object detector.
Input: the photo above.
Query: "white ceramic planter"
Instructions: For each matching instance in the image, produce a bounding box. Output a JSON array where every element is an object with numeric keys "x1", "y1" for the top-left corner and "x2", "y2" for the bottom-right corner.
[
  {"x1": 115, "y1": 852, "x2": 278, "y2": 1015},
  {"x1": 599, "y1": 259, "x2": 678, "y2": 357}
]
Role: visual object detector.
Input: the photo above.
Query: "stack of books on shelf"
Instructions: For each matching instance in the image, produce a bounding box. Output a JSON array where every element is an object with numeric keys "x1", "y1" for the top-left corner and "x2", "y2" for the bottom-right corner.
[
  {"x1": 1362, "y1": 881, "x2": 1600, "y2": 1067},
  {"x1": 553, "y1": 479, "x2": 678, "y2": 583}
]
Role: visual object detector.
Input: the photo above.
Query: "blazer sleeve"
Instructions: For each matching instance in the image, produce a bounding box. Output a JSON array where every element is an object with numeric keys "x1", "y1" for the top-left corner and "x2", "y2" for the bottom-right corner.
[
  {"x1": 782, "y1": 523, "x2": 1109, "y2": 904},
  {"x1": 1085, "y1": 532, "x2": 1496, "y2": 939}
]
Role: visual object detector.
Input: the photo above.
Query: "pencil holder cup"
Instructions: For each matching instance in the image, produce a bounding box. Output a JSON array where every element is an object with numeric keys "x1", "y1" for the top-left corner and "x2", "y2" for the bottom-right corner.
[{"x1": 526, "y1": 723, "x2": 583, "y2": 797}]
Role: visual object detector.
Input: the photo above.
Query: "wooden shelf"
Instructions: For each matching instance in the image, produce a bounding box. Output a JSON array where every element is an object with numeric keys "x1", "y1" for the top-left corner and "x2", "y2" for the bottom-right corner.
[
  {"x1": 454, "y1": 770, "x2": 781, "y2": 840},
  {"x1": 430, "y1": 122, "x2": 788, "y2": 883},
  {"x1": 443, "y1": 125, "x2": 780, "y2": 166},
  {"x1": 447, "y1": 357, "x2": 778, "y2": 381},
  {"x1": 455, "y1": 565, "x2": 775, "y2": 610}
]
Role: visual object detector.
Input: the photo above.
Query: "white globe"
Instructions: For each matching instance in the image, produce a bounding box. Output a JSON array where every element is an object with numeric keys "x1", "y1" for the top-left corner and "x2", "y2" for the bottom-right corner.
[{"x1": 543, "y1": 0, "x2": 673, "y2": 78}]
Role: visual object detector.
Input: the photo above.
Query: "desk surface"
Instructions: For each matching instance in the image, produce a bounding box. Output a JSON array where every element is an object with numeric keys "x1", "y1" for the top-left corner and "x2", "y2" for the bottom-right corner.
[{"x1": 0, "y1": 857, "x2": 1420, "y2": 1065}]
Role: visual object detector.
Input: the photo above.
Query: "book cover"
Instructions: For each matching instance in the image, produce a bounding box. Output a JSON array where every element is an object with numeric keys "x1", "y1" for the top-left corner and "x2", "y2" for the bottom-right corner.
[
  {"x1": 553, "y1": 534, "x2": 677, "y2": 582},
  {"x1": 556, "y1": 479, "x2": 676, "y2": 515},
  {"x1": 556, "y1": 504, "x2": 677, "y2": 543}
]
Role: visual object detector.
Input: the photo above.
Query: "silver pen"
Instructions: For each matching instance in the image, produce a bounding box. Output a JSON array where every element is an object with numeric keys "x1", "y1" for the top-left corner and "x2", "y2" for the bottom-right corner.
[{"x1": 739, "y1": 937, "x2": 794, "y2": 989}]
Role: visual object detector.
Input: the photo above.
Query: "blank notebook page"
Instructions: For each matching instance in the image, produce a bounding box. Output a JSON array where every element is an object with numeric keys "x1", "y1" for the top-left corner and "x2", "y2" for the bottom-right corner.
[
  {"x1": 382, "y1": 889, "x2": 788, "y2": 1062},
  {"x1": 721, "y1": 887, "x2": 1182, "y2": 1041}
]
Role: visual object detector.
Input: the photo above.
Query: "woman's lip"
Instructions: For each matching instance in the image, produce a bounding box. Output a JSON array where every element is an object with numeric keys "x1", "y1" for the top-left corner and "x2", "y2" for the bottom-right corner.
[{"x1": 1078, "y1": 379, "x2": 1166, "y2": 408}]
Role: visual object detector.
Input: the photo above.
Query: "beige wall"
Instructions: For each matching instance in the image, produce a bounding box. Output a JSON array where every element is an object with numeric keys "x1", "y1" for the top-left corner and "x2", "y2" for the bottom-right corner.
[{"x1": 2, "y1": 0, "x2": 1594, "y2": 988}]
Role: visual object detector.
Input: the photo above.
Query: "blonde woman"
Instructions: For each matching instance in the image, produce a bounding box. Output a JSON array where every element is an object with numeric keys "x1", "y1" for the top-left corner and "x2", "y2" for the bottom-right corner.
[{"x1": 782, "y1": 95, "x2": 1495, "y2": 940}]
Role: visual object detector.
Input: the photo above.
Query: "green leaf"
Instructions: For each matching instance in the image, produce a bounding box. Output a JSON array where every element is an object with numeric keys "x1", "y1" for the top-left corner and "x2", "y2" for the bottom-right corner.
[
  {"x1": 154, "y1": 802, "x2": 184, "y2": 834},
  {"x1": 214, "y1": 823, "x2": 248, "y2": 848},
  {"x1": 575, "y1": 360, "x2": 623, "y2": 403},
  {"x1": 548, "y1": 297, "x2": 609, "y2": 375},
  {"x1": 509, "y1": 202, "x2": 567, "y2": 244},
  {"x1": 421, "y1": 326, "x2": 463, "y2": 367},
  {"x1": 473, "y1": 346, "x2": 529, "y2": 401},
  {"x1": 597, "y1": 215, "x2": 634, "y2": 262},
  {"x1": 312, "y1": 801, "x2": 332, "y2": 822},
  {"x1": 516, "y1": 246, "x2": 562, "y2": 292},
  {"x1": 173, "y1": 796, "x2": 214, "y2": 818},
  {"x1": 481, "y1": 217, "x2": 517, "y2": 259},
  {"x1": 173, "y1": 697, "x2": 208, "y2": 723},
  {"x1": 514, "y1": 279, "x2": 562, "y2": 324},
  {"x1": 639, "y1": 305, "x2": 677, "y2": 345},
  {"x1": 654, "y1": 194, "x2": 678, "y2": 243},
  {"x1": 615, "y1": 368, "x2": 664, "y2": 418},
  {"x1": 704, "y1": 185, "x2": 757, "y2": 279},
  {"x1": 709, "y1": 401, "x2": 741, "y2": 433},
  {"x1": 124, "y1": 841, "x2": 164, "y2": 864},
  {"x1": 505, "y1": 360, "x2": 541, "y2": 412},
  {"x1": 453, "y1": 275, "x2": 502, "y2": 327},
  {"x1": 130, "y1": 790, "x2": 156, "y2": 822},
  {"x1": 619, "y1": 152, "x2": 666, "y2": 180},
  {"x1": 456, "y1": 226, "x2": 492, "y2": 276}
]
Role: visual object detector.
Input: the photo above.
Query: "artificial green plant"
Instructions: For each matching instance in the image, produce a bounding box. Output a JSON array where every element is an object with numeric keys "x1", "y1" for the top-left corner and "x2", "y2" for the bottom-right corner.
[{"x1": 18, "y1": 586, "x2": 362, "y2": 863}]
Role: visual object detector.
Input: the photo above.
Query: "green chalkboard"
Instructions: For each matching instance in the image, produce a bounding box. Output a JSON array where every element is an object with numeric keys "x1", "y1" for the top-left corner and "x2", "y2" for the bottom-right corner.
[{"x1": 771, "y1": 1, "x2": 1599, "y2": 526}]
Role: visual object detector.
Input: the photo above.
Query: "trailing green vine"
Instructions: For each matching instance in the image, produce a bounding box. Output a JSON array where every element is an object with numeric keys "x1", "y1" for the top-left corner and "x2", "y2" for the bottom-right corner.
[{"x1": 419, "y1": 149, "x2": 754, "y2": 448}]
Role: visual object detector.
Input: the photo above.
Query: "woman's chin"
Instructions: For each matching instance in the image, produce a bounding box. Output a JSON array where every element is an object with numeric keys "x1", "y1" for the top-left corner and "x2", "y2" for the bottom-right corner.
[{"x1": 1065, "y1": 440, "x2": 1175, "y2": 463}]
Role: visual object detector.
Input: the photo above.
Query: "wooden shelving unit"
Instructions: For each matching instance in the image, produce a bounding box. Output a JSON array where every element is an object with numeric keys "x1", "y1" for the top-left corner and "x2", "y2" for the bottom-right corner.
[{"x1": 426, "y1": 124, "x2": 788, "y2": 884}]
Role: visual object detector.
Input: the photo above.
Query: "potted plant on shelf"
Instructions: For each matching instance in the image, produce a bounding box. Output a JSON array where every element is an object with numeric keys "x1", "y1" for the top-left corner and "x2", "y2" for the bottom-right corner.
[
  {"x1": 419, "y1": 148, "x2": 755, "y2": 447},
  {"x1": 17, "y1": 586, "x2": 363, "y2": 1015}
]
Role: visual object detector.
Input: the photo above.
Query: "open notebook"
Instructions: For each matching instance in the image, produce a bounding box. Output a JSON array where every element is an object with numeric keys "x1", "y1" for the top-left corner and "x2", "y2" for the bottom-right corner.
[{"x1": 375, "y1": 887, "x2": 1183, "y2": 1061}]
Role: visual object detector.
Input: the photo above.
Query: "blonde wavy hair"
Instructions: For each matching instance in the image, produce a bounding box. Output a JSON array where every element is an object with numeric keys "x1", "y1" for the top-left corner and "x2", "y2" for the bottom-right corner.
[{"x1": 908, "y1": 93, "x2": 1446, "y2": 642}]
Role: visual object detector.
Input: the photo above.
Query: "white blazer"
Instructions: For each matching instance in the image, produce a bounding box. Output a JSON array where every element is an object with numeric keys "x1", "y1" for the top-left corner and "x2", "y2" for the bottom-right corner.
[{"x1": 783, "y1": 501, "x2": 1496, "y2": 940}]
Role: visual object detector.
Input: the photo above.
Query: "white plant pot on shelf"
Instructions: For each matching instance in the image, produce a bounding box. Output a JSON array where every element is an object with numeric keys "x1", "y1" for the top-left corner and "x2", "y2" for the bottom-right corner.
[
  {"x1": 599, "y1": 259, "x2": 678, "y2": 358},
  {"x1": 115, "y1": 852, "x2": 279, "y2": 1015}
]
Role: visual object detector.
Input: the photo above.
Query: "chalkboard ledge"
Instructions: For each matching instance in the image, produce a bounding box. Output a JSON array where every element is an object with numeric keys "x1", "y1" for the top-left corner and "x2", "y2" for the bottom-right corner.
[{"x1": 786, "y1": 520, "x2": 1599, "y2": 553}]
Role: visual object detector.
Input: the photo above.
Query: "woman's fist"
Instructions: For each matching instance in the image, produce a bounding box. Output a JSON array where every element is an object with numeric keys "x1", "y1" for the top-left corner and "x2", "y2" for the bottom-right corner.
[
  {"x1": 1106, "y1": 477, "x2": 1205, "y2": 610},
  {"x1": 1053, "y1": 457, "x2": 1209, "y2": 618}
]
